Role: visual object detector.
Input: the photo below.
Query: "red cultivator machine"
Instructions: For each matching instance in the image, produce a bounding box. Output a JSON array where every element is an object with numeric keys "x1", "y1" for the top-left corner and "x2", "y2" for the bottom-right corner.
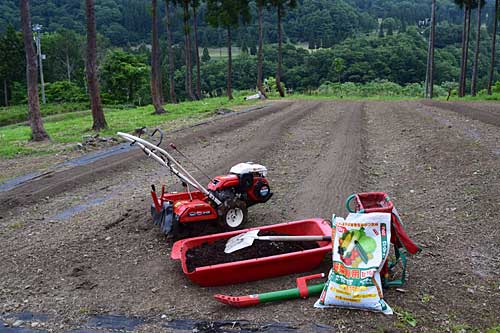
[{"x1": 117, "y1": 130, "x2": 273, "y2": 237}]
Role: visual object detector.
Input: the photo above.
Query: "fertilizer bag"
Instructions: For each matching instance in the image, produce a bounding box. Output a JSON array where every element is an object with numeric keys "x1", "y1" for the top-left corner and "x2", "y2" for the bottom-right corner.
[{"x1": 315, "y1": 213, "x2": 393, "y2": 314}]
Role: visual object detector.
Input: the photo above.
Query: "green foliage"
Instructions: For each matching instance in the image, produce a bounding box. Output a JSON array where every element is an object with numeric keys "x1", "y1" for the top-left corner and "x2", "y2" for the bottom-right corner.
[
  {"x1": 0, "y1": 25, "x2": 25, "y2": 106},
  {"x1": 332, "y1": 58, "x2": 346, "y2": 83},
  {"x1": 494, "y1": 81, "x2": 500, "y2": 94},
  {"x1": 486, "y1": 324, "x2": 500, "y2": 333},
  {"x1": 250, "y1": 44, "x2": 257, "y2": 55},
  {"x1": 9, "y1": 82, "x2": 27, "y2": 105},
  {"x1": 382, "y1": 18, "x2": 398, "y2": 35},
  {"x1": 41, "y1": 29, "x2": 85, "y2": 84},
  {"x1": 205, "y1": 0, "x2": 251, "y2": 30},
  {"x1": 1, "y1": 0, "x2": 498, "y2": 106},
  {"x1": 100, "y1": 50, "x2": 150, "y2": 105},
  {"x1": 240, "y1": 39, "x2": 249, "y2": 54},
  {"x1": 44, "y1": 81, "x2": 87, "y2": 103},
  {"x1": 201, "y1": 47, "x2": 211, "y2": 62},
  {"x1": 313, "y1": 80, "x2": 458, "y2": 99},
  {"x1": 395, "y1": 307, "x2": 417, "y2": 328},
  {"x1": 264, "y1": 76, "x2": 286, "y2": 95}
]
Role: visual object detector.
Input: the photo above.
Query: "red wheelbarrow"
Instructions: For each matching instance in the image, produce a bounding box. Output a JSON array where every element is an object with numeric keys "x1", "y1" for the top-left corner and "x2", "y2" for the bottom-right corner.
[{"x1": 171, "y1": 218, "x2": 332, "y2": 287}]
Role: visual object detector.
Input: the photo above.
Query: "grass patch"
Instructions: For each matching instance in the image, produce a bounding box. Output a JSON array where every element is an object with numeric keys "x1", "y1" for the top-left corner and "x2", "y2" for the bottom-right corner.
[
  {"x1": 443, "y1": 94, "x2": 500, "y2": 102},
  {"x1": 202, "y1": 47, "x2": 242, "y2": 60},
  {"x1": 394, "y1": 306, "x2": 417, "y2": 328},
  {"x1": 0, "y1": 102, "x2": 91, "y2": 127},
  {"x1": 0, "y1": 95, "x2": 256, "y2": 158}
]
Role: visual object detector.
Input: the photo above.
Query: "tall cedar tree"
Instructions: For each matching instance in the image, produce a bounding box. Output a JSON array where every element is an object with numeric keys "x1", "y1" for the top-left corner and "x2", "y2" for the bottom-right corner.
[
  {"x1": 256, "y1": 0, "x2": 267, "y2": 98},
  {"x1": 85, "y1": 0, "x2": 107, "y2": 130},
  {"x1": 270, "y1": 0, "x2": 297, "y2": 97},
  {"x1": 192, "y1": 0, "x2": 202, "y2": 99},
  {"x1": 206, "y1": 0, "x2": 251, "y2": 100},
  {"x1": 165, "y1": 0, "x2": 177, "y2": 103},
  {"x1": 471, "y1": 0, "x2": 485, "y2": 96},
  {"x1": 151, "y1": 0, "x2": 166, "y2": 113},
  {"x1": 487, "y1": 0, "x2": 499, "y2": 95},
  {"x1": 456, "y1": 0, "x2": 472, "y2": 97},
  {"x1": 178, "y1": 0, "x2": 196, "y2": 100},
  {"x1": 20, "y1": 0, "x2": 50, "y2": 141}
]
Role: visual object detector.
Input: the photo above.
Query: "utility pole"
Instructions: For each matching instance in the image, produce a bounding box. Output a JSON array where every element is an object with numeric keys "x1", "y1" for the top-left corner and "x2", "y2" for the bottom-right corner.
[
  {"x1": 32, "y1": 24, "x2": 46, "y2": 104},
  {"x1": 423, "y1": 17, "x2": 432, "y2": 98}
]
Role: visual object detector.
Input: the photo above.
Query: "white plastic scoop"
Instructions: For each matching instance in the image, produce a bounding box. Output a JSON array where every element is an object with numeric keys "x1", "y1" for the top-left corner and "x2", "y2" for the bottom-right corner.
[{"x1": 224, "y1": 229, "x2": 332, "y2": 254}]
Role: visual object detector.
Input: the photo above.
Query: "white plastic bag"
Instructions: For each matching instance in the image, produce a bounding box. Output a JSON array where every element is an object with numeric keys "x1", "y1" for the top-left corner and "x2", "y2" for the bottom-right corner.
[{"x1": 315, "y1": 213, "x2": 393, "y2": 315}]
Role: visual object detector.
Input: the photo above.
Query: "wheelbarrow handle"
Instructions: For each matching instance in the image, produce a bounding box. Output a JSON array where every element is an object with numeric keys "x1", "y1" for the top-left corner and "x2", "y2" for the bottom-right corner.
[{"x1": 257, "y1": 235, "x2": 331, "y2": 242}]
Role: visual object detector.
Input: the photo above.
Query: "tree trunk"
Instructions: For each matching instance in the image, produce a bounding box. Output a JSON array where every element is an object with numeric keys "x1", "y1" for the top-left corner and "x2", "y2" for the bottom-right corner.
[
  {"x1": 276, "y1": 6, "x2": 285, "y2": 97},
  {"x1": 192, "y1": 4, "x2": 202, "y2": 99},
  {"x1": 459, "y1": 6, "x2": 468, "y2": 97},
  {"x1": 85, "y1": 0, "x2": 107, "y2": 130},
  {"x1": 183, "y1": 2, "x2": 196, "y2": 100},
  {"x1": 488, "y1": 0, "x2": 499, "y2": 95},
  {"x1": 227, "y1": 26, "x2": 233, "y2": 100},
  {"x1": 165, "y1": 0, "x2": 177, "y2": 103},
  {"x1": 463, "y1": 6, "x2": 472, "y2": 95},
  {"x1": 20, "y1": 0, "x2": 49, "y2": 141},
  {"x1": 425, "y1": 23, "x2": 432, "y2": 97},
  {"x1": 471, "y1": 2, "x2": 482, "y2": 96},
  {"x1": 3, "y1": 80, "x2": 8, "y2": 107},
  {"x1": 151, "y1": 0, "x2": 166, "y2": 114},
  {"x1": 429, "y1": 0, "x2": 436, "y2": 99},
  {"x1": 257, "y1": 1, "x2": 266, "y2": 98},
  {"x1": 65, "y1": 51, "x2": 71, "y2": 82}
]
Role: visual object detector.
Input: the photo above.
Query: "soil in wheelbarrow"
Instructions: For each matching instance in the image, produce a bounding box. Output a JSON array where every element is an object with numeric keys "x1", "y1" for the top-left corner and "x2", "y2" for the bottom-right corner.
[{"x1": 185, "y1": 232, "x2": 319, "y2": 272}]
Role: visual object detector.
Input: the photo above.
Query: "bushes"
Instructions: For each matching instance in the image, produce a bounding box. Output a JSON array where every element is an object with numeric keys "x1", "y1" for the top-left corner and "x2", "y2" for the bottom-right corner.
[
  {"x1": 44, "y1": 81, "x2": 88, "y2": 103},
  {"x1": 315, "y1": 80, "x2": 453, "y2": 98}
]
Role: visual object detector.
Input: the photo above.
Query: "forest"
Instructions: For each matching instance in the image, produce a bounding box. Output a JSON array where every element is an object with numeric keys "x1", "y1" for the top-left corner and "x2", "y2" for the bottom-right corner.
[{"x1": 1, "y1": 0, "x2": 499, "y2": 109}]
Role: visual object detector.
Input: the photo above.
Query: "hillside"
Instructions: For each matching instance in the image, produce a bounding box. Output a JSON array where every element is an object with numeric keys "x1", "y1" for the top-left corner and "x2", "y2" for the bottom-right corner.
[{"x1": 0, "y1": 0, "x2": 482, "y2": 47}]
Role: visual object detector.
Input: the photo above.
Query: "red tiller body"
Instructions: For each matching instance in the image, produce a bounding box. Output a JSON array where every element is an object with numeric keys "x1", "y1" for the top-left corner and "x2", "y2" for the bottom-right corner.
[
  {"x1": 155, "y1": 191, "x2": 218, "y2": 223},
  {"x1": 171, "y1": 219, "x2": 332, "y2": 287}
]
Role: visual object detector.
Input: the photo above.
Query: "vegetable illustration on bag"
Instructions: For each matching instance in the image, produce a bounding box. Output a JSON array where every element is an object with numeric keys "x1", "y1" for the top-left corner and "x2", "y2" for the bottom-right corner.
[
  {"x1": 315, "y1": 213, "x2": 393, "y2": 315},
  {"x1": 338, "y1": 227, "x2": 377, "y2": 267}
]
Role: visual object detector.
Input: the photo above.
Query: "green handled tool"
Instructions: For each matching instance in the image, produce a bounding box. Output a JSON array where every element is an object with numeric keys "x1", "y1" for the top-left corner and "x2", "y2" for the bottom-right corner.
[{"x1": 214, "y1": 273, "x2": 326, "y2": 307}]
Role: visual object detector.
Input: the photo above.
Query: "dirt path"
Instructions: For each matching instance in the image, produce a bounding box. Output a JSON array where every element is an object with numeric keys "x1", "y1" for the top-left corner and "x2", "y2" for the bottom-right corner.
[
  {"x1": 421, "y1": 100, "x2": 500, "y2": 127},
  {"x1": 0, "y1": 100, "x2": 498, "y2": 332}
]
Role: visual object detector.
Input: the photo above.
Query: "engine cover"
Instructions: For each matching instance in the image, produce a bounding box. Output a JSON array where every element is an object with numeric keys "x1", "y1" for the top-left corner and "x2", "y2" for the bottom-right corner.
[{"x1": 230, "y1": 162, "x2": 268, "y2": 177}]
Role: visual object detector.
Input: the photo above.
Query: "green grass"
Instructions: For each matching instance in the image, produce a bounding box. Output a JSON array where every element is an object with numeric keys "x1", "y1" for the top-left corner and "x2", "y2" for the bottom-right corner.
[
  {"x1": 202, "y1": 47, "x2": 242, "y2": 60},
  {"x1": 442, "y1": 93, "x2": 500, "y2": 102},
  {"x1": 0, "y1": 102, "x2": 91, "y2": 127},
  {"x1": 0, "y1": 95, "x2": 256, "y2": 158}
]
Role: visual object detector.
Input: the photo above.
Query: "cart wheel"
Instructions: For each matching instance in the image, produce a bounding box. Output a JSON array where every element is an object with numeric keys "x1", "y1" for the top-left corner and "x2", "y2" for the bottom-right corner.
[{"x1": 218, "y1": 200, "x2": 248, "y2": 230}]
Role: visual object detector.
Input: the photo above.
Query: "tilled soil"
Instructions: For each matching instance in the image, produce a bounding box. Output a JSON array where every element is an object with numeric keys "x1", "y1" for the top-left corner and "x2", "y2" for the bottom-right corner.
[{"x1": 0, "y1": 100, "x2": 499, "y2": 332}]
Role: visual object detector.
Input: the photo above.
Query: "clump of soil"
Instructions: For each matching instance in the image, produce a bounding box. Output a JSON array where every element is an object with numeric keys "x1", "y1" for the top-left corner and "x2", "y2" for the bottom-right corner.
[{"x1": 185, "y1": 232, "x2": 319, "y2": 272}]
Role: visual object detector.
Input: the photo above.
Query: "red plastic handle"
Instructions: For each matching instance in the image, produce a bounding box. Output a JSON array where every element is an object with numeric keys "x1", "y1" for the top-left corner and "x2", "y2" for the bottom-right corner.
[
  {"x1": 214, "y1": 294, "x2": 260, "y2": 308},
  {"x1": 296, "y1": 273, "x2": 325, "y2": 298}
]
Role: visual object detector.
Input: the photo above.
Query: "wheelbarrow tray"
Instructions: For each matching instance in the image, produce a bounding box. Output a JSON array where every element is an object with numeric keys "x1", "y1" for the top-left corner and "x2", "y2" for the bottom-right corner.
[{"x1": 171, "y1": 218, "x2": 332, "y2": 287}]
